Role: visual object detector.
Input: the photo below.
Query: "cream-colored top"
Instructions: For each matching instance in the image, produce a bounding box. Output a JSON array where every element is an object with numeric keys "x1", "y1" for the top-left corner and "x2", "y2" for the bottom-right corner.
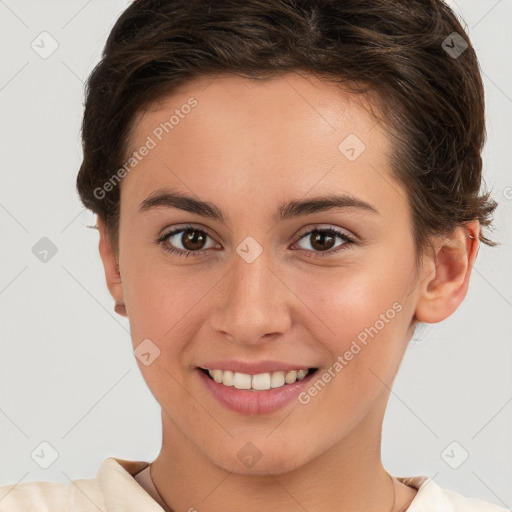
[{"x1": 0, "y1": 457, "x2": 507, "y2": 511}]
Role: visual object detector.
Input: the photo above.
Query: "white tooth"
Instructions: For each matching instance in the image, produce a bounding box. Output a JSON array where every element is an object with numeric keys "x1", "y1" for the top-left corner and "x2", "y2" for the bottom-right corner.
[
  {"x1": 284, "y1": 370, "x2": 297, "y2": 384},
  {"x1": 252, "y1": 373, "x2": 271, "y2": 391},
  {"x1": 233, "y1": 372, "x2": 251, "y2": 390},
  {"x1": 209, "y1": 368, "x2": 307, "y2": 389},
  {"x1": 222, "y1": 370, "x2": 234, "y2": 386},
  {"x1": 297, "y1": 369, "x2": 307, "y2": 381},
  {"x1": 270, "y1": 371, "x2": 285, "y2": 388}
]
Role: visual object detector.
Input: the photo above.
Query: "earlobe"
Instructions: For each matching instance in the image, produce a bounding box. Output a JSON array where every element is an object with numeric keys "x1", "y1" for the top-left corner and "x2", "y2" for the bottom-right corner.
[
  {"x1": 414, "y1": 220, "x2": 480, "y2": 324},
  {"x1": 97, "y1": 216, "x2": 127, "y2": 316}
]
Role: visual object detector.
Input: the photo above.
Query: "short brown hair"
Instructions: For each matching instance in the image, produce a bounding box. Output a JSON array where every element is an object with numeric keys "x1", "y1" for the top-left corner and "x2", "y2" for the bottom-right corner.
[{"x1": 76, "y1": 0, "x2": 498, "y2": 260}]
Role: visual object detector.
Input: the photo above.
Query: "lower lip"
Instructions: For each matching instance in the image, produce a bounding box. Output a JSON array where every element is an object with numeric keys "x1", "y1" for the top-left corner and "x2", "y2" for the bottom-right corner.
[{"x1": 197, "y1": 369, "x2": 317, "y2": 415}]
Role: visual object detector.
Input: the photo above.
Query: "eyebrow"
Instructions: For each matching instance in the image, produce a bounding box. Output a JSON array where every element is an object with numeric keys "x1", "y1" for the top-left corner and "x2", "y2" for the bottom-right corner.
[{"x1": 138, "y1": 187, "x2": 379, "y2": 222}]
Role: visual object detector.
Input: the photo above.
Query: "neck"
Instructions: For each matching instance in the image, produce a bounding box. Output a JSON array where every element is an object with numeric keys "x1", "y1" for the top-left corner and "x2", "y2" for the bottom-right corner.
[{"x1": 150, "y1": 392, "x2": 411, "y2": 512}]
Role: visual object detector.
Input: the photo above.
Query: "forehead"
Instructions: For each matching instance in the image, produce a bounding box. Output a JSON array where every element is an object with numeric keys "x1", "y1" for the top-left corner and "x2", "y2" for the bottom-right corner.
[
  {"x1": 120, "y1": 72, "x2": 402, "y2": 221},
  {"x1": 137, "y1": 72, "x2": 384, "y2": 141}
]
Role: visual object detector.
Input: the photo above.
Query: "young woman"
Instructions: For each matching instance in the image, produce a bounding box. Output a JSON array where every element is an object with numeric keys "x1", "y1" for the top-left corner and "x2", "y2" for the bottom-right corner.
[{"x1": 0, "y1": 0, "x2": 506, "y2": 510}]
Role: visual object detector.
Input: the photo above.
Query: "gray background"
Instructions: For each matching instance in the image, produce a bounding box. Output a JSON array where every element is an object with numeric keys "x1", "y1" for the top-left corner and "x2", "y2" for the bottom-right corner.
[{"x1": 1, "y1": 0, "x2": 511, "y2": 508}]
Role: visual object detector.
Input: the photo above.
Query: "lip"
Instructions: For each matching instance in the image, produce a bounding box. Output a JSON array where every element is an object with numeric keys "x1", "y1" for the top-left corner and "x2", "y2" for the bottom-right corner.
[
  {"x1": 197, "y1": 366, "x2": 318, "y2": 415},
  {"x1": 198, "y1": 360, "x2": 313, "y2": 374}
]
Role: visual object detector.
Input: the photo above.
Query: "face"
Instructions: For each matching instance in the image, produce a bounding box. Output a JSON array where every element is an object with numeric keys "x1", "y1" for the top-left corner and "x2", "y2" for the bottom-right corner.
[{"x1": 103, "y1": 73, "x2": 428, "y2": 475}]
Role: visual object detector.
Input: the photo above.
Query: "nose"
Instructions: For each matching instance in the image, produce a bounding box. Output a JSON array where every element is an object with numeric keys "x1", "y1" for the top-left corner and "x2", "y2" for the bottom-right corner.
[{"x1": 208, "y1": 247, "x2": 293, "y2": 345}]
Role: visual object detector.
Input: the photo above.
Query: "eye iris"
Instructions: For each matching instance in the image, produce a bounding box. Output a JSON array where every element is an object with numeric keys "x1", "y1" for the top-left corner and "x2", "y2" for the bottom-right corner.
[
  {"x1": 183, "y1": 230, "x2": 206, "y2": 251},
  {"x1": 171, "y1": 228, "x2": 344, "y2": 254},
  {"x1": 311, "y1": 231, "x2": 336, "y2": 251}
]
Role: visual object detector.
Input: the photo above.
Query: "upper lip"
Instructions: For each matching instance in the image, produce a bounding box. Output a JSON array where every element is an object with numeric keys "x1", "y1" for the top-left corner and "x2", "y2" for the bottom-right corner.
[{"x1": 198, "y1": 360, "x2": 316, "y2": 375}]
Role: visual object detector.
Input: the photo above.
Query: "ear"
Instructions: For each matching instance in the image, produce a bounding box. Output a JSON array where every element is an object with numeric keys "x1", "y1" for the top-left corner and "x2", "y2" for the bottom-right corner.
[
  {"x1": 97, "y1": 216, "x2": 127, "y2": 317},
  {"x1": 414, "y1": 220, "x2": 480, "y2": 324}
]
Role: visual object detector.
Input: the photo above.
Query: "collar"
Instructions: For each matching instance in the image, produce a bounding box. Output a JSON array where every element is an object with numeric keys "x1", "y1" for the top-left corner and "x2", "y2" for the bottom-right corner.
[
  {"x1": 97, "y1": 457, "x2": 160, "y2": 511},
  {"x1": 100, "y1": 457, "x2": 442, "y2": 512}
]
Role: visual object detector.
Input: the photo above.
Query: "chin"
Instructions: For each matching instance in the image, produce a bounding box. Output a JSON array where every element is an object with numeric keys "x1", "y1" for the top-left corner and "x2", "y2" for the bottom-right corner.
[{"x1": 207, "y1": 441, "x2": 311, "y2": 476}]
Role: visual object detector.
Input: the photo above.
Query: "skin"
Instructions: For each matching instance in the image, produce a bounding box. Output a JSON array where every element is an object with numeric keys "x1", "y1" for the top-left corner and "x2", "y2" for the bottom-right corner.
[{"x1": 97, "y1": 72, "x2": 480, "y2": 512}]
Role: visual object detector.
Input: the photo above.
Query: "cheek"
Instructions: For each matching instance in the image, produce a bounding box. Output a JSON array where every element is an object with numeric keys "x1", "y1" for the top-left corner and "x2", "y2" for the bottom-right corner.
[
  {"x1": 289, "y1": 268, "x2": 410, "y2": 432},
  {"x1": 292, "y1": 262, "x2": 409, "y2": 350},
  {"x1": 289, "y1": 256, "x2": 414, "y2": 416},
  {"x1": 122, "y1": 224, "x2": 415, "y2": 362},
  {"x1": 122, "y1": 255, "x2": 216, "y2": 357}
]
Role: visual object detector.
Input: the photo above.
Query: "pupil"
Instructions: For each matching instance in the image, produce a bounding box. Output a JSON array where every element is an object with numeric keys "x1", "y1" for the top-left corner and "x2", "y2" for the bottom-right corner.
[
  {"x1": 311, "y1": 231, "x2": 335, "y2": 251},
  {"x1": 183, "y1": 230, "x2": 205, "y2": 250},
  {"x1": 180, "y1": 229, "x2": 336, "y2": 252}
]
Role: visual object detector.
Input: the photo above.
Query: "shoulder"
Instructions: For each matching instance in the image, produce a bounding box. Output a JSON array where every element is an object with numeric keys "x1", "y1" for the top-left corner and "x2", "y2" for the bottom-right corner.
[
  {"x1": 0, "y1": 457, "x2": 152, "y2": 512},
  {"x1": 400, "y1": 475, "x2": 509, "y2": 512},
  {"x1": 0, "y1": 477, "x2": 102, "y2": 512}
]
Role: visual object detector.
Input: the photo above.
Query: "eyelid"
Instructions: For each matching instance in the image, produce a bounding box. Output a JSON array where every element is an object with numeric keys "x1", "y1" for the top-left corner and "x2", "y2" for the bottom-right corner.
[
  {"x1": 159, "y1": 222, "x2": 356, "y2": 241},
  {"x1": 159, "y1": 222, "x2": 216, "y2": 240},
  {"x1": 294, "y1": 223, "x2": 356, "y2": 241},
  {"x1": 158, "y1": 222, "x2": 357, "y2": 258},
  {"x1": 158, "y1": 223, "x2": 220, "y2": 251}
]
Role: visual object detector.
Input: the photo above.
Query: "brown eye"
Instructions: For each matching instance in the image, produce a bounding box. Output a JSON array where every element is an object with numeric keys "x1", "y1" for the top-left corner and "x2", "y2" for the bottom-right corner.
[
  {"x1": 309, "y1": 230, "x2": 337, "y2": 251},
  {"x1": 158, "y1": 225, "x2": 218, "y2": 257},
  {"x1": 293, "y1": 227, "x2": 355, "y2": 257},
  {"x1": 179, "y1": 229, "x2": 208, "y2": 251}
]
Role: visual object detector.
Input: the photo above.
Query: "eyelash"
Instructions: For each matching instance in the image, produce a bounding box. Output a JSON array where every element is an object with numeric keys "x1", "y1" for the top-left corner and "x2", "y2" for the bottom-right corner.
[{"x1": 157, "y1": 224, "x2": 356, "y2": 259}]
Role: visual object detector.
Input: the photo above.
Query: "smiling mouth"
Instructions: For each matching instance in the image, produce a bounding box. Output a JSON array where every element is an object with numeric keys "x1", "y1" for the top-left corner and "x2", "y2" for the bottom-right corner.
[{"x1": 199, "y1": 367, "x2": 318, "y2": 391}]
